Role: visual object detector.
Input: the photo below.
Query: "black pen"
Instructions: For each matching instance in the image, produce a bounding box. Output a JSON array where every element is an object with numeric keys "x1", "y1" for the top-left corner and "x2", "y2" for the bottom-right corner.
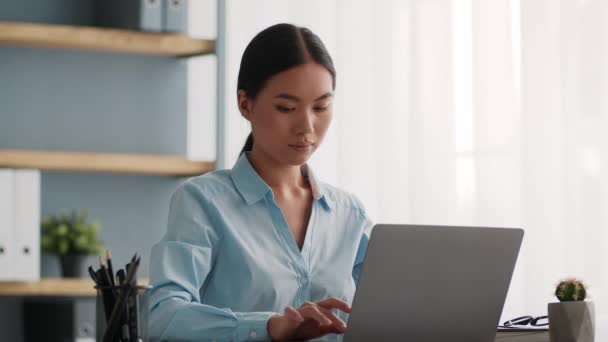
[
  {"x1": 103, "y1": 257, "x2": 140, "y2": 342},
  {"x1": 129, "y1": 288, "x2": 139, "y2": 342},
  {"x1": 117, "y1": 269, "x2": 126, "y2": 286},
  {"x1": 115, "y1": 268, "x2": 130, "y2": 341},
  {"x1": 88, "y1": 266, "x2": 98, "y2": 285},
  {"x1": 128, "y1": 256, "x2": 141, "y2": 341},
  {"x1": 96, "y1": 268, "x2": 114, "y2": 322}
]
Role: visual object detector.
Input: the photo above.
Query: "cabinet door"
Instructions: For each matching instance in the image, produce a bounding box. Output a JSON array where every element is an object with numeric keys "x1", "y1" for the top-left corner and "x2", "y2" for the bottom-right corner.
[
  {"x1": 13, "y1": 169, "x2": 40, "y2": 281},
  {"x1": 0, "y1": 169, "x2": 15, "y2": 280}
]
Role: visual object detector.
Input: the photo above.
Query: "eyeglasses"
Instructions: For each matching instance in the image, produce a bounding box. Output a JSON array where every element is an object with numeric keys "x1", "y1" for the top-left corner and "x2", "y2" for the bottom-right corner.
[{"x1": 500, "y1": 315, "x2": 549, "y2": 328}]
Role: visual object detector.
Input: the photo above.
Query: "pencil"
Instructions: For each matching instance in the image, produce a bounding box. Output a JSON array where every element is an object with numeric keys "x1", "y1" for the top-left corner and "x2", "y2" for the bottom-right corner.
[
  {"x1": 98, "y1": 257, "x2": 111, "y2": 288},
  {"x1": 106, "y1": 249, "x2": 116, "y2": 287},
  {"x1": 87, "y1": 266, "x2": 98, "y2": 285},
  {"x1": 103, "y1": 257, "x2": 140, "y2": 342}
]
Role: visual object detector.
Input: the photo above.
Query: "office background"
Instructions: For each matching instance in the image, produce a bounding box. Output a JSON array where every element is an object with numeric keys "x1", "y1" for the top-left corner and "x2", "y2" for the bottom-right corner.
[
  {"x1": 219, "y1": 0, "x2": 608, "y2": 338},
  {"x1": 2, "y1": 0, "x2": 608, "y2": 340}
]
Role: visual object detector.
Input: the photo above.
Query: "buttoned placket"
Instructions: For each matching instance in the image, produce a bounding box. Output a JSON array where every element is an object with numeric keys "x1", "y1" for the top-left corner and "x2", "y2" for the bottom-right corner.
[{"x1": 264, "y1": 191, "x2": 315, "y2": 308}]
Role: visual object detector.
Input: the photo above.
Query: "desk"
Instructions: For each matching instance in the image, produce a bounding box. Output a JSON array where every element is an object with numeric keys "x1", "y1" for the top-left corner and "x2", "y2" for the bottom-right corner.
[
  {"x1": 0, "y1": 278, "x2": 149, "y2": 297},
  {"x1": 289, "y1": 330, "x2": 549, "y2": 341},
  {"x1": 1, "y1": 279, "x2": 547, "y2": 342},
  {"x1": 495, "y1": 330, "x2": 549, "y2": 341}
]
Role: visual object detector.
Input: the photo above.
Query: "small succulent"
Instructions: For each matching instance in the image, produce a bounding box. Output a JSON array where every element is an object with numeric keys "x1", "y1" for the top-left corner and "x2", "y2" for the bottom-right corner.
[
  {"x1": 41, "y1": 209, "x2": 103, "y2": 256},
  {"x1": 555, "y1": 278, "x2": 587, "y2": 302}
]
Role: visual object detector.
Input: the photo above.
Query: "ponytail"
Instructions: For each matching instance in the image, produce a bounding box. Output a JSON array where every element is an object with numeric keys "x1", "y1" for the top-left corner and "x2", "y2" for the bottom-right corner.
[{"x1": 240, "y1": 132, "x2": 254, "y2": 155}]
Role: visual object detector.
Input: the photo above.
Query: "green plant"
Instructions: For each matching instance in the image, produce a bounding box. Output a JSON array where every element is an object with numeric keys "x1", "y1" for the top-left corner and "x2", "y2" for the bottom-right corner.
[
  {"x1": 41, "y1": 209, "x2": 103, "y2": 255},
  {"x1": 555, "y1": 278, "x2": 587, "y2": 302}
]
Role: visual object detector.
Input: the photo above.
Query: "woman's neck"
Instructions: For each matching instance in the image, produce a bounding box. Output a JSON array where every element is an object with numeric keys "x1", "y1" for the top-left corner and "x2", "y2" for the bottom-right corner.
[{"x1": 247, "y1": 148, "x2": 308, "y2": 194}]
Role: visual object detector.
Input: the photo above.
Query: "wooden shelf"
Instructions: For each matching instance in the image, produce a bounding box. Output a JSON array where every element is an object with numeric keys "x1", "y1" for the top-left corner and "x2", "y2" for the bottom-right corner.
[
  {"x1": 0, "y1": 21, "x2": 215, "y2": 57},
  {"x1": 0, "y1": 149, "x2": 214, "y2": 176},
  {"x1": 0, "y1": 278, "x2": 150, "y2": 297}
]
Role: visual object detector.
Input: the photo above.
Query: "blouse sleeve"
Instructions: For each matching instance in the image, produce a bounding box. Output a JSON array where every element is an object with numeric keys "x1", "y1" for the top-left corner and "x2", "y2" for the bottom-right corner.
[
  {"x1": 148, "y1": 181, "x2": 276, "y2": 342},
  {"x1": 351, "y1": 196, "x2": 374, "y2": 287}
]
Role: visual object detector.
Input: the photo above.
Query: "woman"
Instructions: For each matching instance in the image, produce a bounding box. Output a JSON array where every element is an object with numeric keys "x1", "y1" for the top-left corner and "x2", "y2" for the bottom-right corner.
[{"x1": 149, "y1": 23, "x2": 373, "y2": 342}]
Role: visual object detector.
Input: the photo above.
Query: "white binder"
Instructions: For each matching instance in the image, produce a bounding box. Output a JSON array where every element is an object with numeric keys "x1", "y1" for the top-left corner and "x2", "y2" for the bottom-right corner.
[
  {"x1": 0, "y1": 169, "x2": 15, "y2": 280},
  {"x1": 163, "y1": 0, "x2": 188, "y2": 33},
  {"x1": 13, "y1": 169, "x2": 40, "y2": 281},
  {"x1": 141, "y1": 0, "x2": 163, "y2": 32}
]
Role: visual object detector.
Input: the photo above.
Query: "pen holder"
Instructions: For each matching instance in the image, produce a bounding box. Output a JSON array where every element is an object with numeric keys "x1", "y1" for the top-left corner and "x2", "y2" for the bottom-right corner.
[{"x1": 95, "y1": 285, "x2": 152, "y2": 342}]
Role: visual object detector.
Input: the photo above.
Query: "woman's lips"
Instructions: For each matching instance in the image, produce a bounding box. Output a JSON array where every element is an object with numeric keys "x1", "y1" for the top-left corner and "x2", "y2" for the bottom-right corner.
[{"x1": 289, "y1": 144, "x2": 312, "y2": 152}]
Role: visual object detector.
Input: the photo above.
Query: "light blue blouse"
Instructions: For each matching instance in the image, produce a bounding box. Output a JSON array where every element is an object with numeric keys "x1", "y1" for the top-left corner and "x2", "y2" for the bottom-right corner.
[{"x1": 148, "y1": 152, "x2": 373, "y2": 342}]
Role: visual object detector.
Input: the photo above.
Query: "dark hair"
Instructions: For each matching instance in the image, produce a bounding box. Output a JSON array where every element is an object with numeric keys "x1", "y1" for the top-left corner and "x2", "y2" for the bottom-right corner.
[{"x1": 238, "y1": 23, "x2": 336, "y2": 155}]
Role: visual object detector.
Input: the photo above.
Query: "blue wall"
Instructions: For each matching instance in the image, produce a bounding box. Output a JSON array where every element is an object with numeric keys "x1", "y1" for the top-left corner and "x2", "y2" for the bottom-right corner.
[
  {"x1": 0, "y1": 0, "x2": 197, "y2": 339},
  {"x1": 1, "y1": 47, "x2": 188, "y2": 155},
  {"x1": 0, "y1": 0, "x2": 96, "y2": 25}
]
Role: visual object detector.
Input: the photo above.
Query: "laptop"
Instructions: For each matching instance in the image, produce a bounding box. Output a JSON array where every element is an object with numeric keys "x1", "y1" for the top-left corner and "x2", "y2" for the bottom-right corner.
[{"x1": 342, "y1": 224, "x2": 524, "y2": 342}]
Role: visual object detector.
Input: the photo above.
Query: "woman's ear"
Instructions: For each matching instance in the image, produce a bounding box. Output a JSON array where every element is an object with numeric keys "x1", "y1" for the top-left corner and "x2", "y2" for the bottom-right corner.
[{"x1": 237, "y1": 90, "x2": 252, "y2": 121}]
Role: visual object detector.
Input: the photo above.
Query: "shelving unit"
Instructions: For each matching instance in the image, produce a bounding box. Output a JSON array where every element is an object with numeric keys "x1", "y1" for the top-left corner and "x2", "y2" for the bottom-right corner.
[
  {"x1": 0, "y1": 278, "x2": 149, "y2": 297},
  {"x1": 0, "y1": 21, "x2": 217, "y2": 176},
  {"x1": 0, "y1": 21, "x2": 215, "y2": 57},
  {"x1": 0, "y1": 149, "x2": 214, "y2": 176},
  {"x1": 0, "y1": 3, "x2": 221, "y2": 337}
]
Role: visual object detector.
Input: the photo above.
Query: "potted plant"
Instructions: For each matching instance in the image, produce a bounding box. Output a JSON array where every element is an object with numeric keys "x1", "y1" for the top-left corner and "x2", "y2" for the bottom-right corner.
[
  {"x1": 41, "y1": 209, "x2": 103, "y2": 277},
  {"x1": 548, "y1": 278, "x2": 595, "y2": 342}
]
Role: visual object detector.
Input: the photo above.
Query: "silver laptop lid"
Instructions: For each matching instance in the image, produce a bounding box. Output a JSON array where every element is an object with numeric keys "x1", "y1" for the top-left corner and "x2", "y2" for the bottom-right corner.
[{"x1": 344, "y1": 224, "x2": 523, "y2": 342}]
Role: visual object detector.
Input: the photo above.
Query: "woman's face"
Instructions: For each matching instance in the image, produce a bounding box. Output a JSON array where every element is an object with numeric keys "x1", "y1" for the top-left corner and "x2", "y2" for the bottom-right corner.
[{"x1": 238, "y1": 62, "x2": 334, "y2": 166}]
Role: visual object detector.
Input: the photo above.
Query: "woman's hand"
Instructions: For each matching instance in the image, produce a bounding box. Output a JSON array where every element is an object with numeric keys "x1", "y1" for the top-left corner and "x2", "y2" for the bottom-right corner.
[{"x1": 267, "y1": 298, "x2": 352, "y2": 341}]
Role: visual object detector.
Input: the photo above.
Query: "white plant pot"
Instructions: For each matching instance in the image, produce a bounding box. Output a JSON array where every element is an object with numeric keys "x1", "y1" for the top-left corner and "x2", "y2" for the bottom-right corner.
[{"x1": 549, "y1": 301, "x2": 595, "y2": 342}]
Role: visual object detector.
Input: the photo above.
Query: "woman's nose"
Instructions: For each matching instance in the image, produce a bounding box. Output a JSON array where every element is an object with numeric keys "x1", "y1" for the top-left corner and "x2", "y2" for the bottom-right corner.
[{"x1": 295, "y1": 110, "x2": 315, "y2": 134}]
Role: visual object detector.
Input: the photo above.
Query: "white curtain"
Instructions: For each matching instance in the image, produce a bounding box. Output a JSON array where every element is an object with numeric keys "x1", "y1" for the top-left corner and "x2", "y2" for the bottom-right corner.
[{"x1": 221, "y1": 0, "x2": 608, "y2": 335}]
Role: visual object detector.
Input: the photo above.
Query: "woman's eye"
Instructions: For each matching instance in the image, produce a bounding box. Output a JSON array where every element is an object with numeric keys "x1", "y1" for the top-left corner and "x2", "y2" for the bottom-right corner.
[
  {"x1": 276, "y1": 105, "x2": 295, "y2": 113},
  {"x1": 314, "y1": 106, "x2": 329, "y2": 112}
]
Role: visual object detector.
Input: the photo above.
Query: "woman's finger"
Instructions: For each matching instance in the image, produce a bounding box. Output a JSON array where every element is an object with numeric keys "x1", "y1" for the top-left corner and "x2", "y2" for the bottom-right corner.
[
  {"x1": 298, "y1": 303, "x2": 333, "y2": 326},
  {"x1": 318, "y1": 306, "x2": 347, "y2": 333},
  {"x1": 285, "y1": 306, "x2": 304, "y2": 323},
  {"x1": 315, "y1": 297, "x2": 352, "y2": 313}
]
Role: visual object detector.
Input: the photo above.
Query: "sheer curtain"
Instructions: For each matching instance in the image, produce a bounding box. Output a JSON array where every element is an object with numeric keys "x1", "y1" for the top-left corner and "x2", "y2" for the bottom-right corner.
[{"x1": 221, "y1": 0, "x2": 608, "y2": 334}]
